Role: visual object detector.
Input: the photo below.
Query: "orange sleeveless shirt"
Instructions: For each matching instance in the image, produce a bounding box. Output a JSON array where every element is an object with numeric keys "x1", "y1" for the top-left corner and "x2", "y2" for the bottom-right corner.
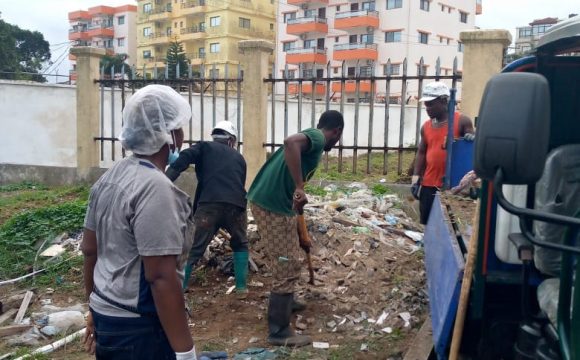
[{"x1": 422, "y1": 112, "x2": 461, "y2": 188}]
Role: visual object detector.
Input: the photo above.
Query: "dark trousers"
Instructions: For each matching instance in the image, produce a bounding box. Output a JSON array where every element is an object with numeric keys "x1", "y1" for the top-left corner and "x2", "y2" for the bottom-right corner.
[
  {"x1": 419, "y1": 186, "x2": 439, "y2": 225},
  {"x1": 187, "y1": 203, "x2": 248, "y2": 267},
  {"x1": 91, "y1": 309, "x2": 175, "y2": 360}
]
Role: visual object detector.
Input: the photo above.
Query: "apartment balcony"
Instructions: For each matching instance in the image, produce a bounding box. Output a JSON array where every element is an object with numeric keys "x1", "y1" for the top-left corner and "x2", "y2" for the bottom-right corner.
[
  {"x1": 142, "y1": 57, "x2": 167, "y2": 69},
  {"x1": 180, "y1": 0, "x2": 207, "y2": 15},
  {"x1": 333, "y1": 43, "x2": 378, "y2": 61},
  {"x1": 287, "y1": 0, "x2": 329, "y2": 6},
  {"x1": 331, "y1": 80, "x2": 372, "y2": 93},
  {"x1": 185, "y1": 52, "x2": 206, "y2": 65},
  {"x1": 334, "y1": 10, "x2": 379, "y2": 30},
  {"x1": 287, "y1": 17, "x2": 328, "y2": 35},
  {"x1": 180, "y1": 27, "x2": 206, "y2": 41},
  {"x1": 68, "y1": 10, "x2": 91, "y2": 21},
  {"x1": 286, "y1": 47, "x2": 327, "y2": 64},
  {"x1": 289, "y1": 82, "x2": 326, "y2": 95},
  {"x1": 87, "y1": 24, "x2": 114, "y2": 38},
  {"x1": 68, "y1": 30, "x2": 90, "y2": 41},
  {"x1": 141, "y1": 32, "x2": 171, "y2": 46},
  {"x1": 147, "y1": 6, "x2": 172, "y2": 21}
]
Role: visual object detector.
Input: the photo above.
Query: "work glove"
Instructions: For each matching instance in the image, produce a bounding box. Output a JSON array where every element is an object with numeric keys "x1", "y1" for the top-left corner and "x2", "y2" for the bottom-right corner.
[
  {"x1": 176, "y1": 345, "x2": 198, "y2": 360},
  {"x1": 464, "y1": 133, "x2": 475, "y2": 141},
  {"x1": 411, "y1": 175, "x2": 421, "y2": 200}
]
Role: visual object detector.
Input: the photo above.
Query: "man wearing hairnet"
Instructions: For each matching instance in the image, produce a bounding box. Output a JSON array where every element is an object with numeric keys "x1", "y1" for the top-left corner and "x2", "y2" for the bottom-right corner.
[
  {"x1": 166, "y1": 121, "x2": 248, "y2": 294},
  {"x1": 81, "y1": 85, "x2": 197, "y2": 360}
]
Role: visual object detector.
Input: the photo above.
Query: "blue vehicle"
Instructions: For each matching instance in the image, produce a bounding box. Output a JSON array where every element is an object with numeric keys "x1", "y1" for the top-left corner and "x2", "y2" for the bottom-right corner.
[{"x1": 423, "y1": 16, "x2": 580, "y2": 360}]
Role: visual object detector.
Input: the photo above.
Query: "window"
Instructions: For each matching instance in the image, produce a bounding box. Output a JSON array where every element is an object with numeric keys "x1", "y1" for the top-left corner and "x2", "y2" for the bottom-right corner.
[
  {"x1": 174, "y1": 22, "x2": 178, "y2": 28},
  {"x1": 117, "y1": 37, "x2": 125, "y2": 47},
  {"x1": 118, "y1": 16, "x2": 125, "y2": 25},
  {"x1": 459, "y1": 11, "x2": 467, "y2": 23},
  {"x1": 347, "y1": 67, "x2": 355, "y2": 77},
  {"x1": 210, "y1": 16, "x2": 221, "y2": 27},
  {"x1": 457, "y1": 41, "x2": 464, "y2": 52},
  {"x1": 304, "y1": 9, "x2": 316, "y2": 18},
  {"x1": 335, "y1": 36, "x2": 339, "y2": 42},
  {"x1": 349, "y1": 34, "x2": 357, "y2": 43},
  {"x1": 143, "y1": 50, "x2": 152, "y2": 58},
  {"x1": 143, "y1": 3, "x2": 152, "y2": 13},
  {"x1": 209, "y1": 69, "x2": 219, "y2": 78},
  {"x1": 385, "y1": 31, "x2": 401, "y2": 43},
  {"x1": 417, "y1": 64, "x2": 427, "y2": 75},
  {"x1": 282, "y1": 42, "x2": 295, "y2": 52},
  {"x1": 303, "y1": 69, "x2": 313, "y2": 78},
  {"x1": 104, "y1": 39, "x2": 113, "y2": 48},
  {"x1": 336, "y1": 5, "x2": 340, "y2": 11},
  {"x1": 286, "y1": 70, "x2": 296, "y2": 79},
  {"x1": 333, "y1": 67, "x2": 339, "y2": 74},
  {"x1": 419, "y1": 32, "x2": 429, "y2": 44},
  {"x1": 166, "y1": 27, "x2": 172, "y2": 35},
  {"x1": 519, "y1": 27, "x2": 532, "y2": 37},
  {"x1": 316, "y1": 69, "x2": 324, "y2": 78},
  {"x1": 446, "y1": 38, "x2": 450, "y2": 45},
  {"x1": 180, "y1": 21, "x2": 183, "y2": 27},
  {"x1": 362, "y1": 1, "x2": 375, "y2": 11},
  {"x1": 209, "y1": 42, "x2": 220, "y2": 53},
  {"x1": 143, "y1": 27, "x2": 152, "y2": 37},
  {"x1": 283, "y1": 12, "x2": 296, "y2": 23},
  {"x1": 420, "y1": 0, "x2": 429, "y2": 11},
  {"x1": 239, "y1": 17, "x2": 251, "y2": 29},
  {"x1": 270, "y1": 23, "x2": 274, "y2": 30},
  {"x1": 198, "y1": 47, "x2": 205, "y2": 57},
  {"x1": 304, "y1": 39, "x2": 316, "y2": 48},
  {"x1": 361, "y1": 34, "x2": 373, "y2": 43},
  {"x1": 360, "y1": 66, "x2": 372, "y2": 76},
  {"x1": 200, "y1": 22, "x2": 206, "y2": 31},
  {"x1": 386, "y1": 0, "x2": 402, "y2": 10},
  {"x1": 383, "y1": 63, "x2": 400, "y2": 75}
]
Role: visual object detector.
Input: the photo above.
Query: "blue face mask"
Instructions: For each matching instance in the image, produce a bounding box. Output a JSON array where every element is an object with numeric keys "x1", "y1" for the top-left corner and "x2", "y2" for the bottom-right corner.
[
  {"x1": 167, "y1": 130, "x2": 180, "y2": 165},
  {"x1": 168, "y1": 148, "x2": 179, "y2": 165}
]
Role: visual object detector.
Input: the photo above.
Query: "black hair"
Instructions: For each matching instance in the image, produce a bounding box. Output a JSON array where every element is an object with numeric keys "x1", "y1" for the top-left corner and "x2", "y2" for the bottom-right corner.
[{"x1": 317, "y1": 110, "x2": 344, "y2": 130}]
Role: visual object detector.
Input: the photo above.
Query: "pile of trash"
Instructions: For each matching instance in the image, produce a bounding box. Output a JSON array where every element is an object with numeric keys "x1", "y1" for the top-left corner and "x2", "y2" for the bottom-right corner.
[{"x1": 201, "y1": 182, "x2": 428, "y2": 344}]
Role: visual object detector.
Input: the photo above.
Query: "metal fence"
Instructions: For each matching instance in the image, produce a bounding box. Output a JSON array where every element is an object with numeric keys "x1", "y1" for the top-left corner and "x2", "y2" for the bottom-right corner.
[
  {"x1": 265, "y1": 56, "x2": 462, "y2": 176},
  {"x1": 94, "y1": 63, "x2": 243, "y2": 164}
]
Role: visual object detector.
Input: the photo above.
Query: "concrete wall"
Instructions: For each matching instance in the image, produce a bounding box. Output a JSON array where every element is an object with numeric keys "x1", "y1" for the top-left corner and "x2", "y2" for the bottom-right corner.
[{"x1": 0, "y1": 81, "x2": 77, "y2": 167}]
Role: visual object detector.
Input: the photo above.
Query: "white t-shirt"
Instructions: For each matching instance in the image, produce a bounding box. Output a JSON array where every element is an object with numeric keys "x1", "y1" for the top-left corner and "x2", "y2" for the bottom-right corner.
[{"x1": 84, "y1": 156, "x2": 193, "y2": 317}]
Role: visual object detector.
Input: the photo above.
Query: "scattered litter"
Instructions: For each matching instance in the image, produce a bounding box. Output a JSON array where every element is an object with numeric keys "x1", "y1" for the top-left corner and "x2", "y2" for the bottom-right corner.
[
  {"x1": 232, "y1": 337, "x2": 239, "y2": 344},
  {"x1": 199, "y1": 351, "x2": 228, "y2": 360},
  {"x1": 376, "y1": 311, "x2": 389, "y2": 325},
  {"x1": 326, "y1": 320, "x2": 337, "y2": 328},
  {"x1": 360, "y1": 343, "x2": 369, "y2": 351},
  {"x1": 248, "y1": 337, "x2": 259, "y2": 344},
  {"x1": 227, "y1": 276, "x2": 235, "y2": 282},
  {"x1": 40, "y1": 245, "x2": 66, "y2": 258},
  {"x1": 399, "y1": 312, "x2": 411, "y2": 327},
  {"x1": 317, "y1": 224, "x2": 329, "y2": 234},
  {"x1": 313, "y1": 342, "x2": 330, "y2": 349},
  {"x1": 226, "y1": 285, "x2": 236, "y2": 295},
  {"x1": 233, "y1": 347, "x2": 276, "y2": 360},
  {"x1": 404, "y1": 231, "x2": 423, "y2": 243},
  {"x1": 381, "y1": 327, "x2": 393, "y2": 334},
  {"x1": 384, "y1": 215, "x2": 398, "y2": 226},
  {"x1": 39, "y1": 299, "x2": 52, "y2": 306},
  {"x1": 248, "y1": 280, "x2": 264, "y2": 288},
  {"x1": 35, "y1": 311, "x2": 85, "y2": 336}
]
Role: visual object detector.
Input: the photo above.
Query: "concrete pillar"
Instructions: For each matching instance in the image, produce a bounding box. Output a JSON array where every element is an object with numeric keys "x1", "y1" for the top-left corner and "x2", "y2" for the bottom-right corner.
[
  {"x1": 70, "y1": 47, "x2": 105, "y2": 179},
  {"x1": 459, "y1": 30, "x2": 512, "y2": 122},
  {"x1": 238, "y1": 40, "x2": 274, "y2": 187}
]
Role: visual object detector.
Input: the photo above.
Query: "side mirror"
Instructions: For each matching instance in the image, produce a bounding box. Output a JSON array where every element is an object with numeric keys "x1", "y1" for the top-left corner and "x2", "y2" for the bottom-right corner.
[{"x1": 474, "y1": 73, "x2": 551, "y2": 184}]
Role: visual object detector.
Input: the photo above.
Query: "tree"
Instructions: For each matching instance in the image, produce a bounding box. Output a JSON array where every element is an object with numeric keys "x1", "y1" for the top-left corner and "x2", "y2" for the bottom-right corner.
[
  {"x1": 0, "y1": 19, "x2": 50, "y2": 82},
  {"x1": 100, "y1": 54, "x2": 131, "y2": 79},
  {"x1": 164, "y1": 40, "x2": 189, "y2": 79}
]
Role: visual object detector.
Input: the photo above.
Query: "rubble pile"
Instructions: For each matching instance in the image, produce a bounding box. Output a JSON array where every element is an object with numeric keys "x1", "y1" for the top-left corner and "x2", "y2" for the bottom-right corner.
[{"x1": 202, "y1": 183, "x2": 428, "y2": 343}]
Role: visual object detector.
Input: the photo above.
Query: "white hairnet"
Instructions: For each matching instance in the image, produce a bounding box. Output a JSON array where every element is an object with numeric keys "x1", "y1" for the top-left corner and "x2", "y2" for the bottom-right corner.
[{"x1": 119, "y1": 85, "x2": 191, "y2": 155}]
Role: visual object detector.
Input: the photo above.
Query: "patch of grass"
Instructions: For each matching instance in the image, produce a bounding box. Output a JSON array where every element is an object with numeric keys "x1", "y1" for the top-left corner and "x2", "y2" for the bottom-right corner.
[
  {"x1": 0, "y1": 200, "x2": 87, "y2": 279},
  {"x1": 371, "y1": 183, "x2": 393, "y2": 196},
  {"x1": 304, "y1": 184, "x2": 327, "y2": 197},
  {"x1": 0, "y1": 181, "x2": 47, "y2": 193},
  {"x1": 12, "y1": 347, "x2": 50, "y2": 360},
  {"x1": 31, "y1": 255, "x2": 84, "y2": 289},
  {"x1": 200, "y1": 339, "x2": 228, "y2": 352},
  {"x1": 313, "y1": 151, "x2": 415, "y2": 183}
]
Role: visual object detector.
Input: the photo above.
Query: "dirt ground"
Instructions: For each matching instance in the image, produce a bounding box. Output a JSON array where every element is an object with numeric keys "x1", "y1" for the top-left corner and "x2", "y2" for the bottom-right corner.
[{"x1": 0, "y1": 184, "x2": 482, "y2": 360}]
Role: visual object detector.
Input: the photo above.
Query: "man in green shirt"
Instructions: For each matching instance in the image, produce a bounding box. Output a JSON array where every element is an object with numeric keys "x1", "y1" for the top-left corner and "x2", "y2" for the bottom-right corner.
[{"x1": 247, "y1": 110, "x2": 344, "y2": 347}]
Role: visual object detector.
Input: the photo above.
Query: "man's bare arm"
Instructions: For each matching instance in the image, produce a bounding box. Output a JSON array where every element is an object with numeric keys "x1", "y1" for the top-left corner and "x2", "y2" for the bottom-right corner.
[
  {"x1": 459, "y1": 114, "x2": 474, "y2": 137},
  {"x1": 143, "y1": 255, "x2": 193, "y2": 353},
  {"x1": 413, "y1": 127, "x2": 427, "y2": 178},
  {"x1": 81, "y1": 229, "x2": 98, "y2": 300}
]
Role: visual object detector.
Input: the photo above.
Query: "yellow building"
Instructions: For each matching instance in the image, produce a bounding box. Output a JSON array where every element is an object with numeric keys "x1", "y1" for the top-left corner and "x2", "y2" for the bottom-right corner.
[{"x1": 136, "y1": 0, "x2": 275, "y2": 78}]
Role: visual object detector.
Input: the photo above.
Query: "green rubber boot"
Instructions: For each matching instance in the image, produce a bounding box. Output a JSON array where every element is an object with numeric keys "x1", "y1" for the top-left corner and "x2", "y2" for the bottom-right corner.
[
  {"x1": 182, "y1": 263, "x2": 193, "y2": 290},
  {"x1": 233, "y1": 251, "x2": 249, "y2": 293}
]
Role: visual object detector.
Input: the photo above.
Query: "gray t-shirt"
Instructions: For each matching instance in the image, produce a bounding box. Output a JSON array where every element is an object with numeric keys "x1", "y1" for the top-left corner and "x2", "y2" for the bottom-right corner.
[{"x1": 84, "y1": 156, "x2": 193, "y2": 317}]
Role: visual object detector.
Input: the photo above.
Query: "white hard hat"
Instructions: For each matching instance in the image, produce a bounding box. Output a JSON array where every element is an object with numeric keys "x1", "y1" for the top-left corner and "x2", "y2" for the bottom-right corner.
[
  {"x1": 212, "y1": 121, "x2": 238, "y2": 139},
  {"x1": 419, "y1": 82, "x2": 450, "y2": 102}
]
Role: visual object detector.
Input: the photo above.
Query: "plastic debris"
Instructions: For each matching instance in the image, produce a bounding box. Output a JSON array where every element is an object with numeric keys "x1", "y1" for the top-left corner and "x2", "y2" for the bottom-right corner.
[
  {"x1": 404, "y1": 231, "x2": 424, "y2": 243},
  {"x1": 233, "y1": 347, "x2": 277, "y2": 360},
  {"x1": 399, "y1": 312, "x2": 411, "y2": 327},
  {"x1": 313, "y1": 342, "x2": 330, "y2": 349},
  {"x1": 40, "y1": 245, "x2": 66, "y2": 258},
  {"x1": 376, "y1": 311, "x2": 389, "y2": 325},
  {"x1": 360, "y1": 343, "x2": 369, "y2": 351},
  {"x1": 381, "y1": 327, "x2": 393, "y2": 334},
  {"x1": 384, "y1": 215, "x2": 398, "y2": 226}
]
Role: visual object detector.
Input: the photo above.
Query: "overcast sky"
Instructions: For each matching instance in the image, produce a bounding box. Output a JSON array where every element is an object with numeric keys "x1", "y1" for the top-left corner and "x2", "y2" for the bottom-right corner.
[{"x1": 0, "y1": 0, "x2": 576, "y2": 82}]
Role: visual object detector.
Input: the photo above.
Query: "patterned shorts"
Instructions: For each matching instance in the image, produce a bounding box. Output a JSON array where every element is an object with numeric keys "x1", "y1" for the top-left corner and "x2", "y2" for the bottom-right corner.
[{"x1": 250, "y1": 203, "x2": 303, "y2": 294}]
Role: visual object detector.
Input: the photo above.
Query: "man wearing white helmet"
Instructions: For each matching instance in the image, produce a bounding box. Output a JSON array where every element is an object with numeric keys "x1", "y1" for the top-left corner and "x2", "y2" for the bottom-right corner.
[
  {"x1": 412, "y1": 81, "x2": 474, "y2": 224},
  {"x1": 165, "y1": 120, "x2": 248, "y2": 294},
  {"x1": 81, "y1": 85, "x2": 197, "y2": 359}
]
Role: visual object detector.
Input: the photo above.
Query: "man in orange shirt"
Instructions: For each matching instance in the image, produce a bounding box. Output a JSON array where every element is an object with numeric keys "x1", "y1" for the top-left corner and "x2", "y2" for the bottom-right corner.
[{"x1": 412, "y1": 82, "x2": 475, "y2": 224}]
